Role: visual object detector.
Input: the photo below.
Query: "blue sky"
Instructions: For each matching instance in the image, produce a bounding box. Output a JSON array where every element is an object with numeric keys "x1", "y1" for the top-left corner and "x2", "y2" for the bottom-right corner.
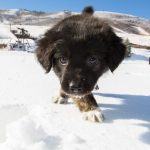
[{"x1": 0, "y1": 0, "x2": 150, "y2": 19}]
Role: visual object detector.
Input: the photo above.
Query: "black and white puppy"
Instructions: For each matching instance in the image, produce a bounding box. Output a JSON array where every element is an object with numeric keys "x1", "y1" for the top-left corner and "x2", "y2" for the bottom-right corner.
[{"x1": 36, "y1": 6, "x2": 126, "y2": 122}]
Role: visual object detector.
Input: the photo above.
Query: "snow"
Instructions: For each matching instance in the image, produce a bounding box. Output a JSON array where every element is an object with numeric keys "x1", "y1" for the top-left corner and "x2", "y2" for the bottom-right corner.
[
  {"x1": 48, "y1": 12, "x2": 66, "y2": 18},
  {"x1": 95, "y1": 11, "x2": 140, "y2": 18},
  {"x1": 134, "y1": 27, "x2": 150, "y2": 35},
  {"x1": 116, "y1": 32, "x2": 150, "y2": 47},
  {"x1": 1, "y1": 24, "x2": 50, "y2": 39},
  {"x1": 0, "y1": 24, "x2": 17, "y2": 39},
  {"x1": 112, "y1": 26, "x2": 150, "y2": 47},
  {"x1": 0, "y1": 47, "x2": 150, "y2": 150},
  {"x1": 11, "y1": 25, "x2": 50, "y2": 38},
  {"x1": 0, "y1": 9, "x2": 19, "y2": 15}
]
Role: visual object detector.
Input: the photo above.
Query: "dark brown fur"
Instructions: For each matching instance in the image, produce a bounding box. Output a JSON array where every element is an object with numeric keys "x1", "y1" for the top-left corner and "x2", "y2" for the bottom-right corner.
[{"x1": 36, "y1": 6, "x2": 126, "y2": 120}]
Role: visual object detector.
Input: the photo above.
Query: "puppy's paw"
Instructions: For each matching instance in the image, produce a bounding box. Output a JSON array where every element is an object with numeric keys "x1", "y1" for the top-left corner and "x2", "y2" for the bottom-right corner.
[
  {"x1": 52, "y1": 96, "x2": 68, "y2": 104},
  {"x1": 82, "y1": 108, "x2": 104, "y2": 123}
]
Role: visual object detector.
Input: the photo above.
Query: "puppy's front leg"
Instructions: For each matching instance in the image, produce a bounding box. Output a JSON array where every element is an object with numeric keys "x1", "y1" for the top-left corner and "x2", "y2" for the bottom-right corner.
[
  {"x1": 74, "y1": 94, "x2": 104, "y2": 123},
  {"x1": 53, "y1": 90, "x2": 68, "y2": 104}
]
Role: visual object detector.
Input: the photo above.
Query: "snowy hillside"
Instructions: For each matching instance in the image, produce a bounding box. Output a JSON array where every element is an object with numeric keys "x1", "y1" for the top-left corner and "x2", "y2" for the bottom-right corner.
[
  {"x1": 0, "y1": 8, "x2": 150, "y2": 35},
  {"x1": 0, "y1": 48, "x2": 150, "y2": 150},
  {"x1": 1, "y1": 8, "x2": 150, "y2": 51},
  {"x1": 1, "y1": 23, "x2": 150, "y2": 50},
  {"x1": 95, "y1": 11, "x2": 150, "y2": 35}
]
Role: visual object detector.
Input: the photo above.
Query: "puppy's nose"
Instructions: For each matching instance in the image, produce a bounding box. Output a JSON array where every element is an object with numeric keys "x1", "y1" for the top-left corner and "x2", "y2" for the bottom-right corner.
[{"x1": 69, "y1": 82, "x2": 83, "y2": 93}]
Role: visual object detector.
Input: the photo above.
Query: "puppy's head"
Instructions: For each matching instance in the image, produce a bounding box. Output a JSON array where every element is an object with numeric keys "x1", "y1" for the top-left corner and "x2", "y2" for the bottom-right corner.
[{"x1": 36, "y1": 6, "x2": 126, "y2": 97}]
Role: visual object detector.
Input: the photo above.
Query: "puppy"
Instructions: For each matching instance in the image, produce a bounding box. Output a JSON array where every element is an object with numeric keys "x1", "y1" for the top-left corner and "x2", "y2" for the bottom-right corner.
[{"x1": 36, "y1": 6, "x2": 126, "y2": 122}]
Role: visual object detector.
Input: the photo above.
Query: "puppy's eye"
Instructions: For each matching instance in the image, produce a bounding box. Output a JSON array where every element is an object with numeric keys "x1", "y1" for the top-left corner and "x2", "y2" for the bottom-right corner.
[
  {"x1": 87, "y1": 56, "x2": 99, "y2": 65},
  {"x1": 59, "y1": 56, "x2": 68, "y2": 65}
]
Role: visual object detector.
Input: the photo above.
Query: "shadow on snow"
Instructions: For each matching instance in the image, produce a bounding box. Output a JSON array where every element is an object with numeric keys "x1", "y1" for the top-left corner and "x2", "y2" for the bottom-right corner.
[
  {"x1": 128, "y1": 53, "x2": 149, "y2": 61},
  {"x1": 94, "y1": 92, "x2": 150, "y2": 145}
]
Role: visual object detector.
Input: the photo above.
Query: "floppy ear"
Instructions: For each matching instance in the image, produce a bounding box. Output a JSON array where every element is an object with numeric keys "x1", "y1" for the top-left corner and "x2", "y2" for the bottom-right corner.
[
  {"x1": 105, "y1": 29, "x2": 126, "y2": 72},
  {"x1": 36, "y1": 31, "x2": 60, "y2": 73}
]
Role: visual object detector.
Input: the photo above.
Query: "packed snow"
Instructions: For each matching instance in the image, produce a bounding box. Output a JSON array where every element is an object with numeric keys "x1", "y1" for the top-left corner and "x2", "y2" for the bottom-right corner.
[{"x1": 0, "y1": 47, "x2": 150, "y2": 150}]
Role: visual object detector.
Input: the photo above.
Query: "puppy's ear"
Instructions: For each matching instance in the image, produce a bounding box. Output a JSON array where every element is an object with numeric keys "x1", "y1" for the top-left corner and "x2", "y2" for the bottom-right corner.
[
  {"x1": 36, "y1": 31, "x2": 58, "y2": 73},
  {"x1": 105, "y1": 29, "x2": 126, "y2": 72}
]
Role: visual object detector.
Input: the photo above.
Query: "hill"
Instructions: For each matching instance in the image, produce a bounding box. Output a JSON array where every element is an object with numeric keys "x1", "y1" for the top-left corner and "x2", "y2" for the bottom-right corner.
[{"x1": 0, "y1": 9, "x2": 150, "y2": 36}]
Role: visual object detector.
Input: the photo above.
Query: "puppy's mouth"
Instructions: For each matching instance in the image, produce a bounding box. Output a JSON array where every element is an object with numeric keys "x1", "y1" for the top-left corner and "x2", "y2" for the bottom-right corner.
[
  {"x1": 63, "y1": 91, "x2": 90, "y2": 99},
  {"x1": 61, "y1": 85, "x2": 93, "y2": 99}
]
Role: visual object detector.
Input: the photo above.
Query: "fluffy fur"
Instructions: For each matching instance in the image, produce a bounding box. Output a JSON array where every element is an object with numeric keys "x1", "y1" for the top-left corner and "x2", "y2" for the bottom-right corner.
[{"x1": 36, "y1": 6, "x2": 126, "y2": 122}]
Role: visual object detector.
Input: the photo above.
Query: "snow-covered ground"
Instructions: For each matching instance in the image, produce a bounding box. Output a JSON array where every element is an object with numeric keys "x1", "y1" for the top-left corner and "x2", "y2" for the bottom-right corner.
[
  {"x1": 0, "y1": 24, "x2": 17, "y2": 39},
  {"x1": 0, "y1": 48, "x2": 150, "y2": 150}
]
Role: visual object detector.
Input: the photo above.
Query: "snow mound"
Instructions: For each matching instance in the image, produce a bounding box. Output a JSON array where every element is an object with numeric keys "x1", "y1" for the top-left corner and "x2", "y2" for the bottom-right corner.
[
  {"x1": 0, "y1": 105, "x2": 86, "y2": 150},
  {"x1": 4, "y1": 117, "x2": 48, "y2": 149}
]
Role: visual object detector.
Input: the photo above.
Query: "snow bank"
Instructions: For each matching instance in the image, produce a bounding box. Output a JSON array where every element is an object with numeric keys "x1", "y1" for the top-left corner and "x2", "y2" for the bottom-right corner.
[
  {"x1": 0, "y1": 105, "x2": 86, "y2": 150},
  {"x1": 0, "y1": 24, "x2": 17, "y2": 39},
  {"x1": 2, "y1": 117, "x2": 49, "y2": 150}
]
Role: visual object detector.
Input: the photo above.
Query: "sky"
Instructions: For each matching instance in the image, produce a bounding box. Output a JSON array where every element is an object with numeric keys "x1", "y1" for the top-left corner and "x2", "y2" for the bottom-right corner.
[{"x1": 0, "y1": 0, "x2": 150, "y2": 20}]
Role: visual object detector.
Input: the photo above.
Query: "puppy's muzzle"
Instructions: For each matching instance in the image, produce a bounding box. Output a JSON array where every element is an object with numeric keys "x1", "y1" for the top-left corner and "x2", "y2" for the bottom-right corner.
[{"x1": 69, "y1": 81, "x2": 84, "y2": 94}]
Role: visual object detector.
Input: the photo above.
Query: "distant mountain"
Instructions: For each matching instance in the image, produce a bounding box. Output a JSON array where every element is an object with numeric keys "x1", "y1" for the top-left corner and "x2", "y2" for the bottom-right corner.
[
  {"x1": 0, "y1": 9, "x2": 150, "y2": 36},
  {"x1": 95, "y1": 11, "x2": 150, "y2": 36},
  {"x1": 0, "y1": 9, "x2": 68, "y2": 26}
]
